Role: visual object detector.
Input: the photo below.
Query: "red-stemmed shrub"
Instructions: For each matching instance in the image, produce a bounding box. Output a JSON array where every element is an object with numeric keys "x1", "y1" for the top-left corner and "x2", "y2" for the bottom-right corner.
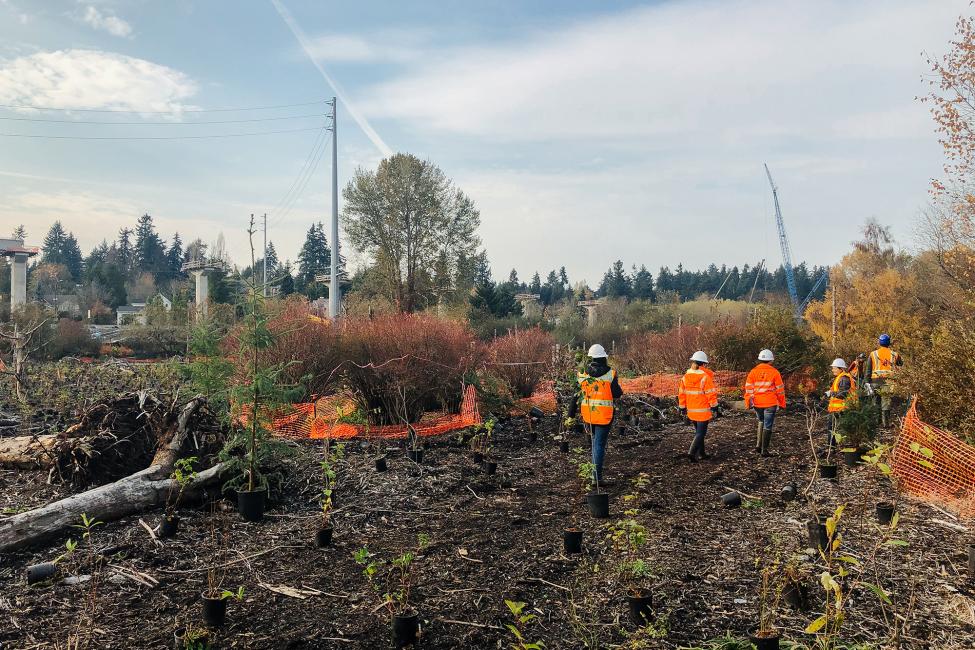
[
  {"x1": 487, "y1": 327, "x2": 554, "y2": 397},
  {"x1": 224, "y1": 296, "x2": 342, "y2": 399},
  {"x1": 339, "y1": 314, "x2": 481, "y2": 425}
]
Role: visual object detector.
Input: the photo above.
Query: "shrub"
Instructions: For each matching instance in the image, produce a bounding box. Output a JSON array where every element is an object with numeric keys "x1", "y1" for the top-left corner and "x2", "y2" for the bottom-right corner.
[
  {"x1": 339, "y1": 313, "x2": 481, "y2": 424},
  {"x1": 45, "y1": 319, "x2": 99, "y2": 359},
  {"x1": 117, "y1": 325, "x2": 186, "y2": 358},
  {"x1": 224, "y1": 297, "x2": 343, "y2": 399},
  {"x1": 487, "y1": 327, "x2": 554, "y2": 397},
  {"x1": 711, "y1": 307, "x2": 827, "y2": 375},
  {"x1": 618, "y1": 325, "x2": 715, "y2": 374}
]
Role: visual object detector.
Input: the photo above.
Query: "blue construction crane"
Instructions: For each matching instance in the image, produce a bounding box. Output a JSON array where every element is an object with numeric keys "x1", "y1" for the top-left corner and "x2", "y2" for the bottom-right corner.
[{"x1": 764, "y1": 164, "x2": 828, "y2": 322}]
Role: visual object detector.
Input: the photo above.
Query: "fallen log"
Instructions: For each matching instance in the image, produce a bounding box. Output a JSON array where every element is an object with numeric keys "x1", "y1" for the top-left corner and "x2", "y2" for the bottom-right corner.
[{"x1": 0, "y1": 395, "x2": 224, "y2": 553}]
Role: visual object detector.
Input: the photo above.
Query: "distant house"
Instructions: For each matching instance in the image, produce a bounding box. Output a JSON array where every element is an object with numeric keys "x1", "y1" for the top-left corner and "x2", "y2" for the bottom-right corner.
[
  {"x1": 116, "y1": 294, "x2": 172, "y2": 326},
  {"x1": 41, "y1": 294, "x2": 81, "y2": 317}
]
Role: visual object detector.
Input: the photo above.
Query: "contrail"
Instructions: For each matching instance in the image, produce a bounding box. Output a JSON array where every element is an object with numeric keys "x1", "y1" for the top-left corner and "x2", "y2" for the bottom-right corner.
[{"x1": 270, "y1": 0, "x2": 393, "y2": 158}]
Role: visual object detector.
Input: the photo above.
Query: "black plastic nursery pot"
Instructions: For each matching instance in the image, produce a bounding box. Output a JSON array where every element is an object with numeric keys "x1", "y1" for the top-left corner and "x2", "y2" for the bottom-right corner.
[
  {"x1": 782, "y1": 581, "x2": 805, "y2": 609},
  {"x1": 406, "y1": 448, "x2": 424, "y2": 464},
  {"x1": 780, "y1": 484, "x2": 797, "y2": 502},
  {"x1": 529, "y1": 406, "x2": 545, "y2": 419},
  {"x1": 316, "y1": 526, "x2": 334, "y2": 548},
  {"x1": 587, "y1": 492, "x2": 610, "y2": 519},
  {"x1": 559, "y1": 440, "x2": 570, "y2": 453},
  {"x1": 26, "y1": 562, "x2": 57, "y2": 584},
  {"x1": 563, "y1": 528, "x2": 583, "y2": 554},
  {"x1": 472, "y1": 451, "x2": 484, "y2": 464},
  {"x1": 392, "y1": 611, "x2": 420, "y2": 647},
  {"x1": 201, "y1": 594, "x2": 228, "y2": 628},
  {"x1": 819, "y1": 464, "x2": 838, "y2": 480},
  {"x1": 174, "y1": 627, "x2": 209, "y2": 650},
  {"x1": 842, "y1": 449, "x2": 861, "y2": 468},
  {"x1": 483, "y1": 460, "x2": 498, "y2": 476},
  {"x1": 721, "y1": 491, "x2": 742, "y2": 508},
  {"x1": 626, "y1": 589, "x2": 653, "y2": 625},
  {"x1": 375, "y1": 457, "x2": 388, "y2": 473},
  {"x1": 159, "y1": 514, "x2": 179, "y2": 539},
  {"x1": 237, "y1": 488, "x2": 266, "y2": 522},
  {"x1": 807, "y1": 518, "x2": 829, "y2": 551},
  {"x1": 747, "y1": 629, "x2": 781, "y2": 650},
  {"x1": 876, "y1": 502, "x2": 896, "y2": 525},
  {"x1": 528, "y1": 430, "x2": 538, "y2": 443}
]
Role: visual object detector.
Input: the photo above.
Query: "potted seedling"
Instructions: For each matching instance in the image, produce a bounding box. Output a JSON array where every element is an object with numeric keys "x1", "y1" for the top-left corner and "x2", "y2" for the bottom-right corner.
[
  {"x1": 317, "y1": 439, "x2": 345, "y2": 547},
  {"x1": 27, "y1": 536, "x2": 78, "y2": 584},
  {"x1": 557, "y1": 416, "x2": 574, "y2": 453},
  {"x1": 162, "y1": 456, "x2": 198, "y2": 538},
  {"x1": 607, "y1": 487, "x2": 652, "y2": 625},
  {"x1": 504, "y1": 599, "x2": 544, "y2": 649},
  {"x1": 354, "y1": 533, "x2": 431, "y2": 648},
  {"x1": 749, "y1": 552, "x2": 783, "y2": 649},
  {"x1": 780, "y1": 558, "x2": 811, "y2": 610},
  {"x1": 861, "y1": 443, "x2": 919, "y2": 526},
  {"x1": 201, "y1": 585, "x2": 244, "y2": 629},
  {"x1": 574, "y1": 448, "x2": 607, "y2": 518},
  {"x1": 836, "y1": 399, "x2": 878, "y2": 468},
  {"x1": 174, "y1": 625, "x2": 211, "y2": 650}
]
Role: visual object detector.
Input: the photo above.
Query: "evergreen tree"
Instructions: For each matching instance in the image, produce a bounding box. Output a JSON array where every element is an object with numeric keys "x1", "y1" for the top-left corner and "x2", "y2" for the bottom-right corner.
[
  {"x1": 165, "y1": 233, "x2": 184, "y2": 278},
  {"x1": 134, "y1": 214, "x2": 166, "y2": 277},
  {"x1": 265, "y1": 241, "x2": 279, "y2": 275},
  {"x1": 116, "y1": 228, "x2": 133, "y2": 277},
  {"x1": 559, "y1": 266, "x2": 569, "y2": 288},
  {"x1": 599, "y1": 260, "x2": 631, "y2": 298},
  {"x1": 41, "y1": 221, "x2": 68, "y2": 266},
  {"x1": 62, "y1": 233, "x2": 83, "y2": 282},
  {"x1": 631, "y1": 265, "x2": 655, "y2": 301},
  {"x1": 12, "y1": 224, "x2": 26, "y2": 240},
  {"x1": 508, "y1": 268, "x2": 519, "y2": 286},
  {"x1": 529, "y1": 272, "x2": 542, "y2": 294},
  {"x1": 296, "y1": 222, "x2": 332, "y2": 291},
  {"x1": 279, "y1": 262, "x2": 295, "y2": 296}
]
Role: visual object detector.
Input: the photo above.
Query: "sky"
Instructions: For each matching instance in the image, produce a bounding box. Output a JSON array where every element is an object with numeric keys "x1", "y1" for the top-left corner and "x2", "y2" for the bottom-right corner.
[{"x1": 0, "y1": 0, "x2": 968, "y2": 287}]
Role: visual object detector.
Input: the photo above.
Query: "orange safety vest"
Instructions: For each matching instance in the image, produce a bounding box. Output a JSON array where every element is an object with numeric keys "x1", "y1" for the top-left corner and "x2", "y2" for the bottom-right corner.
[
  {"x1": 744, "y1": 363, "x2": 786, "y2": 409},
  {"x1": 577, "y1": 369, "x2": 616, "y2": 425},
  {"x1": 828, "y1": 372, "x2": 856, "y2": 413},
  {"x1": 869, "y1": 347, "x2": 900, "y2": 380},
  {"x1": 678, "y1": 368, "x2": 717, "y2": 422}
]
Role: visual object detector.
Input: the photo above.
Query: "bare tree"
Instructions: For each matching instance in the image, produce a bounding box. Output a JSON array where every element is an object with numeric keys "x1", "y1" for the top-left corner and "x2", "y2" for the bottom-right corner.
[{"x1": 0, "y1": 319, "x2": 50, "y2": 400}]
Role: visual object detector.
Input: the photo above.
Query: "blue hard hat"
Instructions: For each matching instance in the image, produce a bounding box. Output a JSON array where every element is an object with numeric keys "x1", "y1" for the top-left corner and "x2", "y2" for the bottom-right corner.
[{"x1": 878, "y1": 333, "x2": 891, "y2": 346}]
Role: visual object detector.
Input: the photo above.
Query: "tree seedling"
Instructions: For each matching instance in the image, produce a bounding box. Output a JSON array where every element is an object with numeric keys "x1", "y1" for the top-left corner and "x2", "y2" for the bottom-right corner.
[{"x1": 504, "y1": 599, "x2": 545, "y2": 649}]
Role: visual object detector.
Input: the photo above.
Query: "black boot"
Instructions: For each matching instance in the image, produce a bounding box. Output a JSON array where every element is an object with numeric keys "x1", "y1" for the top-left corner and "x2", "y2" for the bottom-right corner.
[{"x1": 760, "y1": 429, "x2": 773, "y2": 456}]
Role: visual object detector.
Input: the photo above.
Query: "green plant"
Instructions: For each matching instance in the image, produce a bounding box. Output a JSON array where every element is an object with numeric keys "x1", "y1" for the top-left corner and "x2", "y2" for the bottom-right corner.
[
  {"x1": 835, "y1": 398, "x2": 879, "y2": 450},
  {"x1": 504, "y1": 599, "x2": 544, "y2": 649},
  {"x1": 471, "y1": 417, "x2": 496, "y2": 455},
  {"x1": 607, "y1": 476, "x2": 652, "y2": 596},
  {"x1": 573, "y1": 447, "x2": 597, "y2": 494},
  {"x1": 219, "y1": 586, "x2": 245, "y2": 601},
  {"x1": 166, "y1": 456, "x2": 198, "y2": 518},
  {"x1": 319, "y1": 440, "x2": 345, "y2": 526},
  {"x1": 353, "y1": 533, "x2": 431, "y2": 616},
  {"x1": 180, "y1": 626, "x2": 211, "y2": 650},
  {"x1": 754, "y1": 545, "x2": 784, "y2": 639},
  {"x1": 186, "y1": 317, "x2": 233, "y2": 417}
]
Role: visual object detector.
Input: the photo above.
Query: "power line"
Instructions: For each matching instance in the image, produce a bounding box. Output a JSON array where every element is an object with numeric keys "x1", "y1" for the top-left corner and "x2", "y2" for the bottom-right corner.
[
  {"x1": 269, "y1": 127, "x2": 331, "y2": 227},
  {"x1": 0, "y1": 126, "x2": 324, "y2": 140},
  {"x1": 0, "y1": 113, "x2": 327, "y2": 125},
  {"x1": 268, "y1": 125, "x2": 330, "y2": 227},
  {"x1": 0, "y1": 99, "x2": 326, "y2": 114}
]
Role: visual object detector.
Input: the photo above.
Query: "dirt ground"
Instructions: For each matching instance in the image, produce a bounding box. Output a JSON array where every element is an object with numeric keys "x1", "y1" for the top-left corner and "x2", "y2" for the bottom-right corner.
[{"x1": 2, "y1": 400, "x2": 975, "y2": 649}]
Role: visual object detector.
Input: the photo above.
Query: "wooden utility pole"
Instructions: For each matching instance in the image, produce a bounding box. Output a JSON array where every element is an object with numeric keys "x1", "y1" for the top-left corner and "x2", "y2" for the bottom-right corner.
[{"x1": 831, "y1": 287, "x2": 837, "y2": 351}]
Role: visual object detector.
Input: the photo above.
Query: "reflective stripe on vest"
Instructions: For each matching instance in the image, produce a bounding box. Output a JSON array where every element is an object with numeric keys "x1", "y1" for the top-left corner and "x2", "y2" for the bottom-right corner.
[
  {"x1": 870, "y1": 348, "x2": 897, "y2": 379},
  {"x1": 828, "y1": 372, "x2": 856, "y2": 413},
  {"x1": 578, "y1": 369, "x2": 615, "y2": 425}
]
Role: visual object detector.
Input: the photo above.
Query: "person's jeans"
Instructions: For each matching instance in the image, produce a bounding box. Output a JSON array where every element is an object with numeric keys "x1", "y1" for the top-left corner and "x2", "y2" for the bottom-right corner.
[
  {"x1": 590, "y1": 424, "x2": 610, "y2": 482},
  {"x1": 690, "y1": 420, "x2": 709, "y2": 458},
  {"x1": 754, "y1": 405, "x2": 778, "y2": 433}
]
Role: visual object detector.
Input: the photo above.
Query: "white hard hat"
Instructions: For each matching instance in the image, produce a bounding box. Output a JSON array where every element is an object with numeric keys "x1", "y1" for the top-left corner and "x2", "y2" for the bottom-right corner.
[
  {"x1": 758, "y1": 349, "x2": 774, "y2": 362},
  {"x1": 690, "y1": 351, "x2": 709, "y2": 364},
  {"x1": 587, "y1": 344, "x2": 608, "y2": 359},
  {"x1": 831, "y1": 358, "x2": 847, "y2": 369}
]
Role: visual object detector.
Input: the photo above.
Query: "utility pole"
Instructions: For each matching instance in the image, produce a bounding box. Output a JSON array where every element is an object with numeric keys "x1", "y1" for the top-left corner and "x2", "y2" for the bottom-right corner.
[
  {"x1": 328, "y1": 96, "x2": 341, "y2": 320},
  {"x1": 262, "y1": 213, "x2": 268, "y2": 297},
  {"x1": 831, "y1": 286, "x2": 837, "y2": 351}
]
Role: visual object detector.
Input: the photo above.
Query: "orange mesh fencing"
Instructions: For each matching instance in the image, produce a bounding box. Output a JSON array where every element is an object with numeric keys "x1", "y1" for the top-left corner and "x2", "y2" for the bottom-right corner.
[
  {"x1": 271, "y1": 385, "x2": 481, "y2": 441},
  {"x1": 892, "y1": 399, "x2": 975, "y2": 518},
  {"x1": 619, "y1": 371, "x2": 747, "y2": 397}
]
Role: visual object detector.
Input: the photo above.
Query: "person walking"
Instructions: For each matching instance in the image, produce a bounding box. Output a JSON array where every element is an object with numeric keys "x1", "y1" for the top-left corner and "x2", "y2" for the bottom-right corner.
[
  {"x1": 678, "y1": 351, "x2": 718, "y2": 462},
  {"x1": 848, "y1": 352, "x2": 867, "y2": 389},
  {"x1": 744, "y1": 349, "x2": 786, "y2": 456},
  {"x1": 825, "y1": 358, "x2": 856, "y2": 449},
  {"x1": 864, "y1": 334, "x2": 903, "y2": 428},
  {"x1": 568, "y1": 343, "x2": 623, "y2": 485}
]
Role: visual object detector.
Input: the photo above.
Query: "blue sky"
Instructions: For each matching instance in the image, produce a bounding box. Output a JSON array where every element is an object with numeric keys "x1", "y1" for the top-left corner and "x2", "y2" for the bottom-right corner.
[{"x1": 0, "y1": 0, "x2": 968, "y2": 285}]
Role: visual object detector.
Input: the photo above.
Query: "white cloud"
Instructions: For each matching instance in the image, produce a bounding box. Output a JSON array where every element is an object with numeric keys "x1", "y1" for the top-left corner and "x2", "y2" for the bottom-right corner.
[
  {"x1": 0, "y1": 49, "x2": 196, "y2": 113},
  {"x1": 81, "y1": 5, "x2": 132, "y2": 38}
]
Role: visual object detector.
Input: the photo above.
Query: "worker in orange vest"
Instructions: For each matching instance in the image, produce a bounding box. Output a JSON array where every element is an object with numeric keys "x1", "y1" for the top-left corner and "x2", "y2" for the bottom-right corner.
[
  {"x1": 678, "y1": 351, "x2": 718, "y2": 462},
  {"x1": 744, "y1": 349, "x2": 786, "y2": 456},
  {"x1": 825, "y1": 358, "x2": 856, "y2": 448},
  {"x1": 848, "y1": 352, "x2": 867, "y2": 388},
  {"x1": 567, "y1": 344, "x2": 623, "y2": 484},
  {"x1": 864, "y1": 334, "x2": 902, "y2": 428}
]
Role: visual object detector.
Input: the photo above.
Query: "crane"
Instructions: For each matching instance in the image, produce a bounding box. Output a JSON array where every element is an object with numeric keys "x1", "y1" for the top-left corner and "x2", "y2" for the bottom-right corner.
[{"x1": 764, "y1": 164, "x2": 800, "y2": 311}]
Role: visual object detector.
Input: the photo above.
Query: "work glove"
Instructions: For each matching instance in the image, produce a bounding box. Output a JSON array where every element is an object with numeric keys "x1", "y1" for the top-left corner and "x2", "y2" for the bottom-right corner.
[
  {"x1": 863, "y1": 383, "x2": 875, "y2": 396},
  {"x1": 824, "y1": 390, "x2": 832, "y2": 399},
  {"x1": 711, "y1": 407, "x2": 719, "y2": 418},
  {"x1": 679, "y1": 407, "x2": 687, "y2": 417}
]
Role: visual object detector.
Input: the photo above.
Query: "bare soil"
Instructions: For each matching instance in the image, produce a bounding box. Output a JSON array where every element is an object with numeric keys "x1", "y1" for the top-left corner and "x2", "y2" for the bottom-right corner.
[{"x1": 2, "y1": 403, "x2": 974, "y2": 649}]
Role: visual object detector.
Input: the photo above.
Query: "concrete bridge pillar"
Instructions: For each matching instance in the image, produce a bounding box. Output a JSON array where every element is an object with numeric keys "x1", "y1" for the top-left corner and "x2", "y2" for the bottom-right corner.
[
  {"x1": 10, "y1": 253, "x2": 28, "y2": 311},
  {"x1": 192, "y1": 270, "x2": 211, "y2": 317}
]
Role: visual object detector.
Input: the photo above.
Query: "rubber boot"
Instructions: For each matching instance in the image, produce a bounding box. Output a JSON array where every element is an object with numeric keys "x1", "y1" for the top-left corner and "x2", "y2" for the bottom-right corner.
[
  {"x1": 761, "y1": 428, "x2": 773, "y2": 456},
  {"x1": 697, "y1": 440, "x2": 710, "y2": 460},
  {"x1": 882, "y1": 409, "x2": 891, "y2": 429},
  {"x1": 687, "y1": 439, "x2": 699, "y2": 462},
  {"x1": 755, "y1": 422, "x2": 765, "y2": 452}
]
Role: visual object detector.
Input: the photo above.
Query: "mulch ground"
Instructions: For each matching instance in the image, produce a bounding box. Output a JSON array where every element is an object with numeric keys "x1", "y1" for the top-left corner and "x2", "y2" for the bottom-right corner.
[{"x1": 2, "y1": 405, "x2": 975, "y2": 649}]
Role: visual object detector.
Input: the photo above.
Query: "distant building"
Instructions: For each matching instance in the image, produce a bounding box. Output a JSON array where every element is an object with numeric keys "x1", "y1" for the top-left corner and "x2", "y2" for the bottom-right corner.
[
  {"x1": 40, "y1": 294, "x2": 81, "y2": 317},
  {"x1": 116, "y1": 294, "x2": 172, "y2": 326}
]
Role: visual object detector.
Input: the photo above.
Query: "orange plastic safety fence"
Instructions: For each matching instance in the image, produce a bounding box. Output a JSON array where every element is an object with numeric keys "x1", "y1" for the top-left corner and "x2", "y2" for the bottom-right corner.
[
  {"x1": 619, "y1": 371, "x2": 747, "y2": 396},
  {"x1": 271, "y1": 385, "x2": 481, "y2": 441},
  {"x1": 892, "y1": 399, "x2": 975, "y2": 518}
]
